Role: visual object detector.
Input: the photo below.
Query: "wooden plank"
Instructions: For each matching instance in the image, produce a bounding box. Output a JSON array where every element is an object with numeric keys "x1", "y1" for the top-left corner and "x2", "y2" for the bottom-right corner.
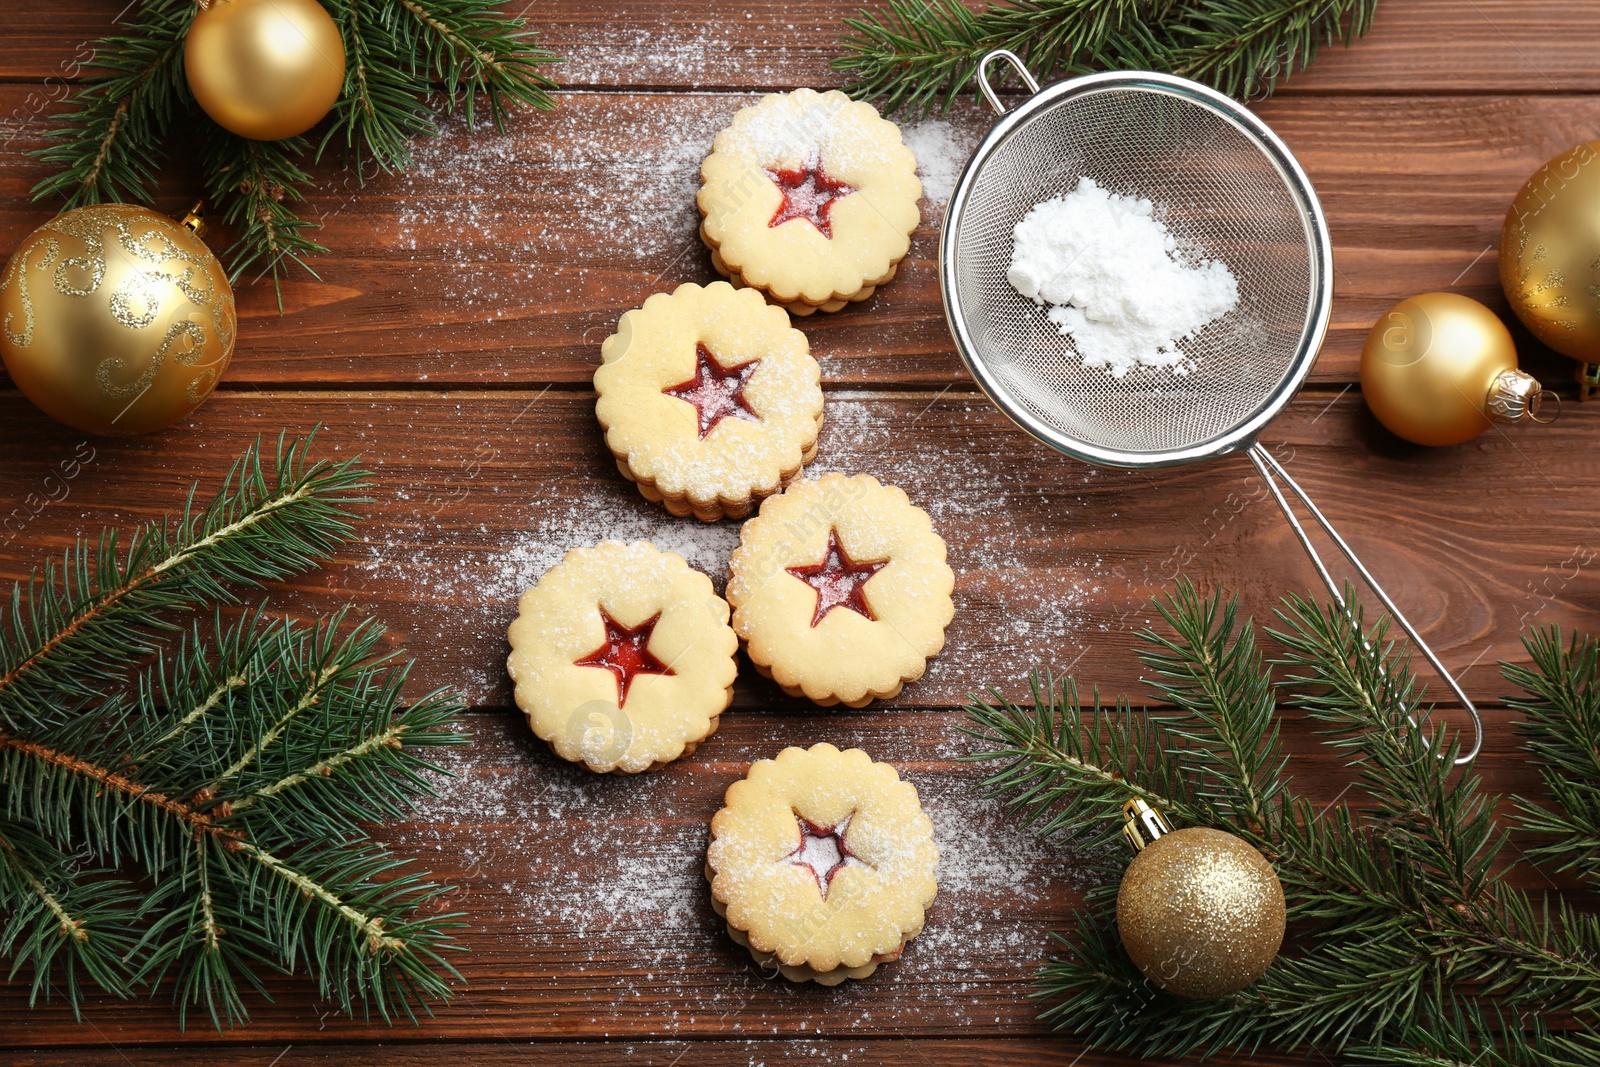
[
  {"x1": 5, "y1": 2, "x2": 1600, "y2": 94},
  {"x1": 0, "y1": 1037, "x2": 1333, "y2": 1066},
  {"x1": 0, "y1": 389, "x2": 1592, "y2": 709},
  {"x1": 0, "y1": 705, "x2": 1564, "y2": 1047},
  {"x1": 3, "y1": 90, "x2": 1592, "y2": 389}
]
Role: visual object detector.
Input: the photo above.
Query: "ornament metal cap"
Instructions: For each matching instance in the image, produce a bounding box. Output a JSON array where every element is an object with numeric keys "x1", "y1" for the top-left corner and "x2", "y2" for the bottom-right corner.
[
  {"x1": 1486, "y1": 368, "x2": 1558, "y2": 426},
  {"x1": 178, "y1": 201, "x2": 207, "y2": 240},
  {"x1": 1121, "y1": 798, "x2": 1173, "y2": 853}
]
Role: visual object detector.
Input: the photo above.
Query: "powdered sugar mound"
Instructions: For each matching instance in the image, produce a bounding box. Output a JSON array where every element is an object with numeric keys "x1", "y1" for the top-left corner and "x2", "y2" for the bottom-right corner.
[{"x1": 1008, "y1": 176, "x2": 1239, "y2": 377}]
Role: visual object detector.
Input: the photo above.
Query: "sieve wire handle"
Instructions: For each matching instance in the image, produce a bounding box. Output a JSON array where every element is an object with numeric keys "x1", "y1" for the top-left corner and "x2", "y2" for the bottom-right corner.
[
  {"x1": 1247, "y1": 443, "x2": 1483, "y2": 765},
  {"x1": 977, "y1": 50, "x2": 1041, "y2": 115}
]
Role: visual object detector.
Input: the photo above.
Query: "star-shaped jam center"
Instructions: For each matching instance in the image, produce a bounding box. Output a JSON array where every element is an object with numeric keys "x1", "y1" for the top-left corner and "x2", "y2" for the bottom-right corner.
[
  {"x1": 572, "y1": 607, "x2": 675, "y2": 706},
  {"x1": 784, "y1": 813, "x2": 860, "y2": 900},
  {"x1": 661, "y1": 342, "x2": 761, "y2": 439},
  {"x1": 764, "y1": 157, "x2": 856, "y2": 239},
  {"x1": 785, "y1": 529, "x2": 888, "y2": 628}
]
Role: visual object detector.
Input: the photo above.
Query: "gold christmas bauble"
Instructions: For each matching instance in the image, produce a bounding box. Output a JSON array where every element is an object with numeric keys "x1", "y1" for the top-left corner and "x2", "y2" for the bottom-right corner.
[
  {"x1": 0, "y1": 203, "x2": 236, "y2": 436},
  {"x1": 1117, "y1": 814, "x2": 1285, "y2": 1000},
  {"x1": 1501, "y1": 141, "x2": 1600, "y2": 363},
  {"x1": 184, "y1": 0, "x2": 346, "y2": 141},
  {"x1": 1360, "y1": 292, "x2": 1548, "y2": 447}
]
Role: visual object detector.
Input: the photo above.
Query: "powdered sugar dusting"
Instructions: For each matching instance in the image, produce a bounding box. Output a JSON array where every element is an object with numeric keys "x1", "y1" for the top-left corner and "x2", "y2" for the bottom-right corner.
[
  {"x1": 558, "y1": 25, "x2": 802, "y2": 89},
  {"x1": 397, "y1": 713, "x2": 1093, "y2": 1030},
  {"x1": 389, "y1": 101, "x2": 733, "y2": 307},
  {"x1": 344, "y1": 389, "x2": 1112, "y2": 707},
  {"x1": 902, "y1": 119, "x2": 972, "y2": 207},
  {"x1": 812, "y1": 394, "x2": 1108, "y2": 690},
  {"x1": 355, "y1": 472, "x2": 740, "y2": 704}
]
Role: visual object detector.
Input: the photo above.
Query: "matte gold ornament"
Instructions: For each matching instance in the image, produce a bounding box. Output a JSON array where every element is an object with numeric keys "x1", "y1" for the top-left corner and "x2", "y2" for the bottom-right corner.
[
  {"x1": 185, "y1": 0, "x2": 346, "y2": 141},
  {"x1": 0, "y1": 203, "x2": 236, "y2": 436},
  {"x1": 1501, "y1": 141, "x2": 1600, "y2": 391},
  {"x1": 1116, "y1": 799, "x2": 1285, "y2": 1000},
  {"x1": 1360, "y1": 292, "x2": 1551, "y2": 447}
]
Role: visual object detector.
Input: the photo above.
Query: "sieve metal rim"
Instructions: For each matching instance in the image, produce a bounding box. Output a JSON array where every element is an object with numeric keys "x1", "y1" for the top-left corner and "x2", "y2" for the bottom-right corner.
[{"x1": 938, "y1": 69, "x2": 1336, "y2": 470}]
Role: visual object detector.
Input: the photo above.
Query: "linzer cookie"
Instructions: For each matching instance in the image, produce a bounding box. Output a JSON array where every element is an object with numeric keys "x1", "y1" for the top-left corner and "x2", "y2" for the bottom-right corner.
[
  {"x1": 506, "y1": 541, "x2": 737, "y2": 773},
  {"x1": 698, "y1": 89, "x2": 921, "y2": 316},
  {"x1": 595, "y1": 282, "x2": 824, "y2": 521},
  {"x1": 726, "y1": 472, "x2": 954, "y2": 707},
  {"x1": 707, "y1": 743, "x2": 938, "y2": 985}
]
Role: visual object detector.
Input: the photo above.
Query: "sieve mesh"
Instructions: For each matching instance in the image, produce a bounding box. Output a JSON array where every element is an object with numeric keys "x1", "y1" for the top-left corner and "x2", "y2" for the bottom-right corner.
[{"x1": 948, "y1": 82, "x2": 1322, "y2": 460}]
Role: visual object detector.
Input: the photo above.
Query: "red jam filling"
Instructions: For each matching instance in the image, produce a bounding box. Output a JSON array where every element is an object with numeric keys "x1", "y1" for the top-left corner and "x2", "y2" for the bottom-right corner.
[
  {"x1": 572, "y1": 607, "x2": 675, "y2": 706},
  {"x1": 784, "y1": 813, "x2": 857, "y2": 899},
  {"x1": 785, "y1": 529, "x2": 887, "y2": 628},
  {"x1": 763, "y1": 158, "x2": 855, "y2": 239},
  {"x1": 661, "y1": 342, "x2": 761, "y2": 439}
]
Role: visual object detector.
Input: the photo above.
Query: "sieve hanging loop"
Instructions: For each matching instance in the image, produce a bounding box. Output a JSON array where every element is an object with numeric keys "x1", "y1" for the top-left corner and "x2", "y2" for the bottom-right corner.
[
  {"x1": 977, "y1": 49, "x2": 1040, "y2": 115},
  {"x1": 1248, "y1": 445, "x2": 1483, "y2": 765},
  {"x1": 940, "y1": 54, "x2": 1483, "y2": 765}
]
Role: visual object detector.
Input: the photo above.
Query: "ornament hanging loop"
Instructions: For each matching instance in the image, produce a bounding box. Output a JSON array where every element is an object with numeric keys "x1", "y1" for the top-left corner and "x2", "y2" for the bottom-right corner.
[
  {"x1": 1247, "y1": 444, "x2": 1483, "y2": 766},
  {"x1": 1528, "y1": 387, "x2": 1561, "y2": 426}
]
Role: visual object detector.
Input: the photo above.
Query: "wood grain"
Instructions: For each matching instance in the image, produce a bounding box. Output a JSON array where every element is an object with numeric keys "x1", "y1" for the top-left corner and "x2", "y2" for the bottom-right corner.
[
  {"x1": 0, "y1": 389, "x2": 1592, "y2": 709},
  {"x1": 5, "y1": 1, "x2": 1600, "y2": 93},
  {"x1": 3, "y1": 89, "x2": 1593, "y2": 390},
  {"x1": 0, "y1": 1037, "x2": 1348, "y2": 1066},
  {"x1": 2, "y1": 0, "x2": 1597, "y2": 1060}
]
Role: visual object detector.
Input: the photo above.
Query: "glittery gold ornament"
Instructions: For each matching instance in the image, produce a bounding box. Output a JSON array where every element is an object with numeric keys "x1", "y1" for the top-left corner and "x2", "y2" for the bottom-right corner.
[
  {"x1": 1360, "y1": 292, "x2": 1552, "y2": 447},
  {"x1": 0, "y1": 203, "x2": 236, "y2": 436},
  {"x1": 1116, "y1": 799, "x2": 1285, "y2": 1000},
  {"x1": 184, "y1": 0, "x2": 346, "y2": 141},
  {"x1": 1501, "y1": 141, "x2": 1600, "y2": 381}
]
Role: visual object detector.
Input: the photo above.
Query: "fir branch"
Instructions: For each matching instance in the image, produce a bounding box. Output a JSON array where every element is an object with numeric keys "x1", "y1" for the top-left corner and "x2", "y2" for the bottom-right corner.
[
  {"x1": 0, "y1": 432, "x2": 365, "y2": 733},
  {"x1": 964, "y1": 584, "x2": 1600, "y2": 1060},
  {"x1": 834, "y1": 0, "x2": 1162, "y2": 116},
  {"x1": 1170, "y1": 0, "x2": 1380, "y2": 99},
  {"x1": 1140, "y1": 580, "x2": 1286, "y2": 834},
  {"x1": 1504, "y1": 628, "x2": 1600, "y2": 889},
  {"x1": 32, "y1": 0, "x2": 560, "y2": 295},
  {"x1": 29, "y1": 0, "x2": 191, "y2": 207},
  {"x1": 833, "y1": 0, "x2": 1378, "y2": 116},
  {"x1": 201, "y1": 129, "x2": 327, "y2": 302},
  {"x1": 0, "y1": 820, "x2": 145, "y2": 1013},
  {"x1": 1345, "y1": 998, "x2": 1594, "y2": 1067},
  {"x1": 961, "y1": 670, "x2": 1198, "y2": 863},
  {"x1": 389, "y1": 0, "x2": 559, "y2": 131},
  {"x1": 1271, "y1": 593, "x2": 1502, "y2": 910},
  {"x1": 0, "y1": 434, "x2": 467, "y2": 1028},
  {"x1": 322, "y1": 0, "x2": 436, "y2": 175}
]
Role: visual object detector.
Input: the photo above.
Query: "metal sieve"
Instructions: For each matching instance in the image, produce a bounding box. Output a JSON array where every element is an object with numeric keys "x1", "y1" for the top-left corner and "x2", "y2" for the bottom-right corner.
[{"x1": 940, "y1": 51, "x2": 1482, "y2": 763}]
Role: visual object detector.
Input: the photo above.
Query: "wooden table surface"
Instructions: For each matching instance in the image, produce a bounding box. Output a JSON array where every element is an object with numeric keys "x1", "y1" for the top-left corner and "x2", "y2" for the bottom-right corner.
[{"x1": 4, "y1": 3, "x2": 1600, "y2": 1064}]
